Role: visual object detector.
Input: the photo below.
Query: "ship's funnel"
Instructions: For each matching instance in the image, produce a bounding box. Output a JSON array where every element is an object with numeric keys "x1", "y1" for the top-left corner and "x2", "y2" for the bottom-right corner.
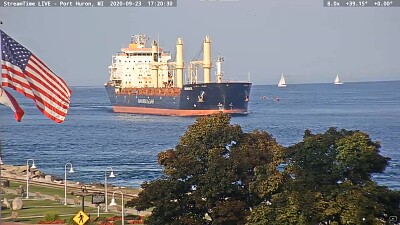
[
  {"x1": 203, "y1": 36, "x2": 211, "y2": 83},
  {"x1": 176, "y1": 38, "x2": 184, "y2": 88},
  {"x1": 152, "y1": 40, "x2": 159, "y2": 87}
]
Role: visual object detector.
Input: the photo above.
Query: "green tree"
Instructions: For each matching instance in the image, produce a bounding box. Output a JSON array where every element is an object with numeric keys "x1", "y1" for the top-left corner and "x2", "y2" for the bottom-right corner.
[
  {"x1": 248, "y1": 127, "x2": 400, "y2": 225},
  {"x1": 127, "y1": 113, "x2": 284, "y2": 225}
]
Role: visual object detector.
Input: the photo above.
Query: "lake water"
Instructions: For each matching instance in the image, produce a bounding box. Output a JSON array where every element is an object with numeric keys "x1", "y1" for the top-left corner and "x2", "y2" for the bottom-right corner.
[{"x1": 1, "y1": 81, "x2": 399, "y2": 189}]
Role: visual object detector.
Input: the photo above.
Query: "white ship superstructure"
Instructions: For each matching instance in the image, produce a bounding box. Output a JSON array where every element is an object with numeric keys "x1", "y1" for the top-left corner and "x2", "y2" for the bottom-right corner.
[{"x1": 109, "y1": 34, "x2": 172, "y2": 90}]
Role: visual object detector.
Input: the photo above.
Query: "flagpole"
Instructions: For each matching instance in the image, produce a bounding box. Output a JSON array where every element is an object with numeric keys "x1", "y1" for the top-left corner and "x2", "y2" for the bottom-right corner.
[
  {"x1": 0, "y1": 141, "x2": 3, "y2": 222},
  {"x1": 0, "y1": 20, "x2": 4, "y2": 222},
  {"x1": 0, "y1": 142, "x2": 3, "y2": 223}
]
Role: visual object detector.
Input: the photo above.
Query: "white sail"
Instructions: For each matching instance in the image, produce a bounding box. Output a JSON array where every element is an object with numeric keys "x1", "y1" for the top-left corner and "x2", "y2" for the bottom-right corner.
[
  {"x1": 278, "y1": 74, "x2": 287, "y2": 87},
  {"x1": 334, "y1": 74, "x2": 343, "y2": 85}
]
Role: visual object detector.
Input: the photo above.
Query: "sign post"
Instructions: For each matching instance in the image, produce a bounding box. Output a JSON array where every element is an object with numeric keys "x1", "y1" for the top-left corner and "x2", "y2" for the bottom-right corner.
[{"x1": 75, "y1": 186, "x2": 91, "y2": 212}]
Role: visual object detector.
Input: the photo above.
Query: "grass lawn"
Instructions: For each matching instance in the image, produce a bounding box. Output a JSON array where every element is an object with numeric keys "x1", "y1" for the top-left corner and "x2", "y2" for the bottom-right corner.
[
  {"x1": 2, "y1": 181, "x2": 143, "y2": 224},
  {"x1": 8, "y1": 181, "x2": 74, "y2": 198}
]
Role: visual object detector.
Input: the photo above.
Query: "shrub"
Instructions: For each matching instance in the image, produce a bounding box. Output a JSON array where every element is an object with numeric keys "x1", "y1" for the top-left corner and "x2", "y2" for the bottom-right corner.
[
  {"x1": 43, "y1": 213, "x2": 61, "y2": 222},
  {"x1": 37, "y1": 220, "x2": 65, "y2": 224},
  {"x1": 85, "y1": 220, "x2": 98, "y2": 225},
  {"x1": 95, "y1": 216, "x2": 109, "y2": 222},
  {"x1": 99, "y1": 222, "x2": 113, "y2": 225},
  {"x1": 107, "y1": 216, "x2": 121, "y2": 221},
  {"x1": 125, "y1": 214, "x2": 140, "y2": 220},
  {"x1": 113, "y1": 220, "x2": 123, "y2": 225},
  {"x1": 66, "y1": 216, "x2": 75, "y2": 225},
  {"x1": 36, "y1": 213, "x2": 65, "y2": 224}
]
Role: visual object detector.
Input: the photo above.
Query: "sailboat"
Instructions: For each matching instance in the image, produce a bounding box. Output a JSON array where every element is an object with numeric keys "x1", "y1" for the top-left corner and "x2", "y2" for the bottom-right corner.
[
  {"x1": 334, "y1": 74, "x2": 343, "y2": 85},
  {"x1": 278, "y1": 73, "x2": 287, "y2": 87}
]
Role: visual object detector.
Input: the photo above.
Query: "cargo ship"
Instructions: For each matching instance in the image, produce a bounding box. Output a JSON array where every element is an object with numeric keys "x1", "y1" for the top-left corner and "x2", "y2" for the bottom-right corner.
[{"x1": 105, "y1": 34, "x2": 252, "y2": 116}]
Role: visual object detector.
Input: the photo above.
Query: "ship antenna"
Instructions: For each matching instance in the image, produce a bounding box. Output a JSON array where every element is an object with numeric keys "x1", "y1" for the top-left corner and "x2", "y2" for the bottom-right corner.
[{"x1": 132, "y1": 34, "x2": 149, "y2": 47}]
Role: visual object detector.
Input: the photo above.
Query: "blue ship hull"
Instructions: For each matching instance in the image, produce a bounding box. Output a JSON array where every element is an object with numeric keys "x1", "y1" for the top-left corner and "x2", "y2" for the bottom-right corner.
[{"x1": 105, "y1": 82, "x2": 251, "y2": 116}]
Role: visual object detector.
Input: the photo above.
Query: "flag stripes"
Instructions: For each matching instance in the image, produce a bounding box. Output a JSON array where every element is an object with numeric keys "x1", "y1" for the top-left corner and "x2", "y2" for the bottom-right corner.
[
  {"x1": 0, "y1": 87, "x2": 24, "y2": 122},
  {"x1": 1, "y1": 29, "x2": 71, "y2": 123}
]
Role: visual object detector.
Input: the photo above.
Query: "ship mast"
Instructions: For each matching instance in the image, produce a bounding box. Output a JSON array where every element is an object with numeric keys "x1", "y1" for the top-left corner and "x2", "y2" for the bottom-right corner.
[
  {"x1": 188, "y1": 36, "x2": 213, "y2": 85},
  {"x1": 203, "y1": 36, "x2": 211, "y2": 83},
  {"x1": 176, "y1": 38, "x2": 184, "y2": 88},
  {"x1": 215, "y1": 55, "x2": 224, "y2": 83},
  {"x1": 151, "y1": 40, "x2": 159, "y2": 87}
]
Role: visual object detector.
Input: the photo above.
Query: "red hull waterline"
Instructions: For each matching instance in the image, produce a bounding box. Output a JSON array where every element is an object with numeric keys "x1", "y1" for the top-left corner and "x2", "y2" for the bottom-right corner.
[{"x1": 112, "y1": 106, "x2": 247, "y2": 116}]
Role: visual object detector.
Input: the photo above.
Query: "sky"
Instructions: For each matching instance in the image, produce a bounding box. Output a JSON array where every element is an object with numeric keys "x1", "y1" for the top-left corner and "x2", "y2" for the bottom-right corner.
[{"x1": 1, "y1": 0, "x2": 399, "y2": 86}]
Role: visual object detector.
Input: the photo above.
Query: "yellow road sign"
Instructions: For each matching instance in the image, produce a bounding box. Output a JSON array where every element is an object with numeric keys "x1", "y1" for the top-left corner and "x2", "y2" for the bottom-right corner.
[{"x1": 73, "y1": 210, "x2": 89, "y2": 225}]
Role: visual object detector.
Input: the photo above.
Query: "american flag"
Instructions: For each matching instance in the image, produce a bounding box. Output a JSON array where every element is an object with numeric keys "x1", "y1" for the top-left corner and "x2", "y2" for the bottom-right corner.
[
  {"x1": 1, "y1": 30, "x2": 71, "y2": 123},
  {"x1": 0, "y1": 87, "x2": 24, "y2": 122}
]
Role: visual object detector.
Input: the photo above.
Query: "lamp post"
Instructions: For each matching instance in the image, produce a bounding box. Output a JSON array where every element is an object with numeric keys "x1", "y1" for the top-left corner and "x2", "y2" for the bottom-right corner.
[
  {"x1": 104, "y1": 167, "x2": 115, "y2": 212},
  {"x1": 109, "y1": 190, "x2": 124, "y2": 225},
  {"x1": 26, "y1": 159, "x2": 36, "y2": 199},
  {"x1": 64, "y1": 163, "x2": 74, "y2": 205}
]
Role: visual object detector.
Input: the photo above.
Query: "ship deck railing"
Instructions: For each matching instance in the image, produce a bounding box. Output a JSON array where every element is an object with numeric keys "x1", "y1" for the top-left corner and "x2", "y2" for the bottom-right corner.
[{"x1": 119, "y1": 87, "x2": 181, "y2": 97}]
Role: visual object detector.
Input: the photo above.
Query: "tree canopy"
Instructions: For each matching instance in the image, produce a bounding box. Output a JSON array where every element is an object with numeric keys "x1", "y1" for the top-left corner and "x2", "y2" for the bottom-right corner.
[
  {"x1": 127, "y1": 113, "x2": 284, "y2": 225},
  {"x1": 247, "y1": 128, "x2": 400, "y2": 225},
  {"x1": 126, "y1": 114, "x2": 400, "y2": 225}
]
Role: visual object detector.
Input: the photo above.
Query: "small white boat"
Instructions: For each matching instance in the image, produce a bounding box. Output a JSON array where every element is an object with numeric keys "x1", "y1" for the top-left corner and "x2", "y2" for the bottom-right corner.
[
  {"x1": 278, "y1": 74, "x2": 287, "y2": 87},
  {"x1": 334, "y1": 74, "x2": 343, "y2": 85}
]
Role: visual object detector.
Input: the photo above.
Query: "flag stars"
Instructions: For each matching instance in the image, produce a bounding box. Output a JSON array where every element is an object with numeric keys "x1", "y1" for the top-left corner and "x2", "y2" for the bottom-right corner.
[
  {"x1": 1, "y1": 30, "x2": 71, "y2": 123},
  {"x1": 2, "y1": 32, "x2": 32, "y2": 68}
]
